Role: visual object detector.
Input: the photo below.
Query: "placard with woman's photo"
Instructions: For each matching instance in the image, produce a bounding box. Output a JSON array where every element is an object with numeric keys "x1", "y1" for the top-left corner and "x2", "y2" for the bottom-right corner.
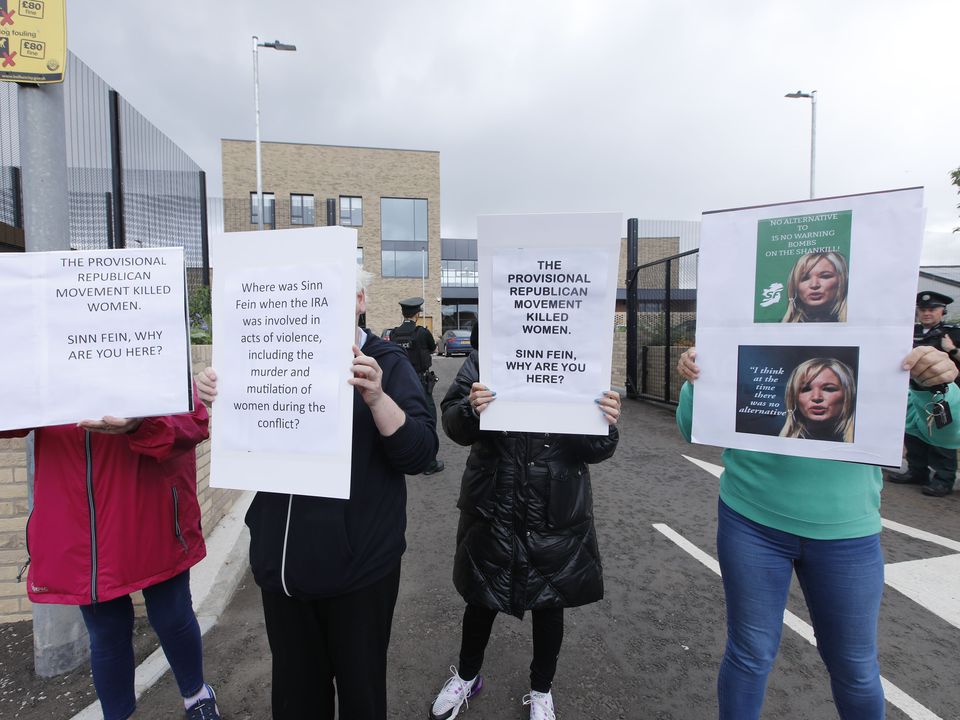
[
  {"x1": 690, "y1": 187, "x2": 925, "y2": 465},
  {"x1": 734, "y1": 345, "x2": 859, "y2": 443}
]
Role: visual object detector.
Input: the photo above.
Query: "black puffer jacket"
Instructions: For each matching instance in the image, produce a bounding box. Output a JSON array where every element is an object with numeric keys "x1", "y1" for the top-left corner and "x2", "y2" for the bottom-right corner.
[{"x1": 441, "y1": 351, "x2": 618, "y2": 618}]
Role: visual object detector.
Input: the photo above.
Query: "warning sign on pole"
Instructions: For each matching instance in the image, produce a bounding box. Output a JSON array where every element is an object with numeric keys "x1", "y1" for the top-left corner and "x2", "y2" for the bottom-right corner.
[{"x1": 0, "y1": 0, "x2": 66, "y2": 84}]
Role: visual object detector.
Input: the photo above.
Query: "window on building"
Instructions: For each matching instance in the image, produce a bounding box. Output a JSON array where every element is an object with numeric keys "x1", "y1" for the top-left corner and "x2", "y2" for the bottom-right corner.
[
  {"x1": 290, "y1": 194, "x2": 315, "y2": 225},
  {"x1": 357, "y1": 247, "x2": 364, "y2": 266},
  {"x1": 441, "y1": 302, "x2": 478, "y2": 334},
  {"x1": 441, "y1": 259, "x2": 478, "y2": 287},
  {"x1": 340, "y1": 196, "x2": 363, "y2": 227},
  {"x1": 381, "y1": 198, "x2": 428, "y2": 278},
  {"x1": 250, "y1": 192, "x2": 275, "y2": 227}
]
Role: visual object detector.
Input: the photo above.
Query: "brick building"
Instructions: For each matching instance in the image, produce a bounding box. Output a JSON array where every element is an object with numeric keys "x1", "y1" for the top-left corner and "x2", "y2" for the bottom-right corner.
[{"x1": 220, "y1": 140, "x2": 442, "y2": 338}]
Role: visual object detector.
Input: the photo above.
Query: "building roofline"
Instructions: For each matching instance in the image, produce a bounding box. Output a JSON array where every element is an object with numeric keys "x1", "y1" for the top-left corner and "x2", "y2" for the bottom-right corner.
[
  {"x1": 221, "y1": 138, "x2": 439, "y2": 155},
  {"x1": 919, "y1": 270, "x2": 960, "y2": 288}
]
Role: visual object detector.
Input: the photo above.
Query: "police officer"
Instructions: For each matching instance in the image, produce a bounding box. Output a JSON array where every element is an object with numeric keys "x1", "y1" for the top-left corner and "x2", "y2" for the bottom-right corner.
[
  {"x1": 886, "y1": 291, "x2": 960, "y2": 496},
  {"x1": 392, "y1": 298, "x2": 445, "y2": 475}
]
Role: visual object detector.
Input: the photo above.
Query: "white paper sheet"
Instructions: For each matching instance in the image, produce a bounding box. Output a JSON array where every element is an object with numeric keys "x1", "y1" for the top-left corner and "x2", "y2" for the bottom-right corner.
[
  {"x1": 479, "y1": 212, "x2": 622, "y2": 435},
  {"x1": 0, "y1": 247, "x2": 192, "y2": 430},
  {"x1": 209, "y1": 227, "x2": 357, "y2": 498},
  {"x1": 691, "y1": 187, "x2": 925, "y2": 465}
]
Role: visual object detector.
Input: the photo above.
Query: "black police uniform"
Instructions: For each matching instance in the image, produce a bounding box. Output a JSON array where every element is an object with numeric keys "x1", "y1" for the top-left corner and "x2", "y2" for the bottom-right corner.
[
  {"x1": 392, "y1": 298, "x2": 444, "y2": 474},
  {"x1": 889, "y1": 291, "x2": 959, "y2": 495}
]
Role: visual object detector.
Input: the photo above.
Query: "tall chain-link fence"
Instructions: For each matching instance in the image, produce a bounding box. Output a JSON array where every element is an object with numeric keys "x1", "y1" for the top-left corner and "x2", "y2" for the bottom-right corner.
[
  {"x1": 1, "y1": 52, "x2": 209, "y2": 289},
  {"x1": 0, "y1": 80, "x2": 20, "y2": 249},
  {"x1": 625, "y1": 218, "x2": 700, "y2": 404}
]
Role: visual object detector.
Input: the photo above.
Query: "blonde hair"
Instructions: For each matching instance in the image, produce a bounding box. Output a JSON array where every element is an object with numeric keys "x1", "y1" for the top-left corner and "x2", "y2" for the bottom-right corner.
[
  {"x1": 782, "y1": 252, "x2": 848, "y2": 323},
  {"x1": 779, "y1": 358, "x2": 856, "y2": 443}
]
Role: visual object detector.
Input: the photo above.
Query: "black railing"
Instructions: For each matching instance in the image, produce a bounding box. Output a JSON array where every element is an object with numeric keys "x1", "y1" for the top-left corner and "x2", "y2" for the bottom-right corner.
[{"x1": 626, "y1": 246, "x2": 699, "y2": 404}]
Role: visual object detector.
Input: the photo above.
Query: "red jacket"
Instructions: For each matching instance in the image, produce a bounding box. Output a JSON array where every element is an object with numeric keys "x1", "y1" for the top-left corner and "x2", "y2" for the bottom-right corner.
[{"x1": 2, "y1": 392, "x2": 209, "y2": 605}]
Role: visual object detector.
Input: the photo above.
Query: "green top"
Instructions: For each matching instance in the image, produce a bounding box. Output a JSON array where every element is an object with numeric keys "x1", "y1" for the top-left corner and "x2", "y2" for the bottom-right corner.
[{"x1": 676, "y1": 382, "x2": 960, "y2": 539}]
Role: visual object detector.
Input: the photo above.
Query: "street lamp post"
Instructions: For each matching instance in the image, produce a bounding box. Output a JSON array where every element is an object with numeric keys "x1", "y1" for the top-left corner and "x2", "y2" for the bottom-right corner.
[
  {"x1": 253, "y1": 36, "x2": 296, "y2": 231},
  {"x1": 785, "y1": 89, "x2": 817, "y2": 199},
  {"x1": 421, "y1": 248, "x2": 427, "y2": 323}
]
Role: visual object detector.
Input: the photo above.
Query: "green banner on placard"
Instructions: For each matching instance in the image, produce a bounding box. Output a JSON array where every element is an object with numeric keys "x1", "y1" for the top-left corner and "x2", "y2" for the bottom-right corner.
[{"x1": 753, "y1": 210, "x2": 852, "y2": 323}]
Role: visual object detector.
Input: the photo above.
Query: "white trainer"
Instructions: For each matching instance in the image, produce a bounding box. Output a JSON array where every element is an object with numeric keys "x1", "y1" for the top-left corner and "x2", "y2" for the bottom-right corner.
[
  {"x1": 523, "y1": 689, "x2": 556, "y2": 720},
  {"x1": 429, "y1": 665, "x2": 484, "y2": 720}
]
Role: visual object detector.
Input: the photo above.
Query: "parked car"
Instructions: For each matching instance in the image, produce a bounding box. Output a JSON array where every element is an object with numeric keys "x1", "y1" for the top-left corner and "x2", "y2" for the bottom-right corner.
[
  {"x1": 438, "y1": 328, "x2": 472, "y2": 356},
  {"x1": 380, "y1": 327, "x2": 393, "y2": 341}
]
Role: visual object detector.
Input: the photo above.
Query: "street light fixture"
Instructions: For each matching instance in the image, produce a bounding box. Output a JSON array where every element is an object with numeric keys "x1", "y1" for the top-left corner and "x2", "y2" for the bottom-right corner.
[
  {"x1": 421, "y1": 248, "x2": 427, "y2": 324},
  {"x1": 253, "y1": 36, "x2": 296, "y2": 231},
  {"x1": 785, "y1": 90, "x2": 817, "y2": 199}
]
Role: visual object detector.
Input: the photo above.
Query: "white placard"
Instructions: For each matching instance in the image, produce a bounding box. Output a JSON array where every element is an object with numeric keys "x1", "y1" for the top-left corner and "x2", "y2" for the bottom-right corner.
[
  {"x1": 209, "y1": 227, "x2": 357, "y2": 498},
  {"x1": 691, "y1": 187, "x2": 925, "y2": 465},
  {"x1": 0, "y1": 247, "x2": 192, "y2": 430},
  {"x1": 479, "y1": 212, "x2": 622, "y2": 435}
]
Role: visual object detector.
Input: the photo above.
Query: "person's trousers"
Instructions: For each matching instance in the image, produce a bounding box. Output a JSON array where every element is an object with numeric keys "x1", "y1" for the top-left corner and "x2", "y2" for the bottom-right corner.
[
  {"x1": 716, "y1": 500, "x2": 885, "y2": 719},
  {"x1": 904, "y1": 432, "x2": 957, "y2": 487},
  {"x1": 79, "y1": 570, "x2": 204, "y2": 720},
  {"x1": 420, "y1": 373, "x2": 440, "y2": 464},
  {"x1": 260, "y1": 563, "x2": 402, "y2": 720},
  {"x1": 458, "y1": 603, "x2": 564, "y2": 693}
]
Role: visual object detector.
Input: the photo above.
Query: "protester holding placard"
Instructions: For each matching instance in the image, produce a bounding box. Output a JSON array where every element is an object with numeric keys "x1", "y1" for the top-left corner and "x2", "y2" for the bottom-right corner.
[
  {"x1": 1, "y1": 392, "x2": 220, "y2": 720},
  {"x1": 428, "y1": 331, "x2": 620, "y2": 720},
  {"x1": 196, "y1": 269, "x2": 437, "y2": 720},
  {"x1": 676, "y1": 344, "x2": 960, "y2": 720}
]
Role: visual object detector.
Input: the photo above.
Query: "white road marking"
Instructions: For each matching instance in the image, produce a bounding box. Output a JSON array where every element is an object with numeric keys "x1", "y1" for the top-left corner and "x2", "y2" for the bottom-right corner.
[
  {"x1": 680, "y1": 455, "x2": 960, "y2": 550},
  {"x1": 881, "y1": 519, "x2": 960, "y2": 552},
  {"x1": 681, "y1": 454, "x2": 723, "y2": 478},
  {"x1": 653, "y1": 522, "x2": 944, "y2": 720},
  {"x1": 885, "y1": 554, "x2": 960, "y2": 631}
]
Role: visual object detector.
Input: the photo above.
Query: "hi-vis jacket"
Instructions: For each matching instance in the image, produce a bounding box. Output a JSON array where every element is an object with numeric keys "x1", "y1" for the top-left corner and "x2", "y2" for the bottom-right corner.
[{"x1": 1, "y1": 391, "x2": 209, "y2": 605}]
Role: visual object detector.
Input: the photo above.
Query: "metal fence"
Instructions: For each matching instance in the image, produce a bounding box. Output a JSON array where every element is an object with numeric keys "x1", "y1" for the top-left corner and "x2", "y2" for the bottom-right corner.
[
  {"x1": 0, "y1": 79, "x2": 20, "y2": 245},
  {"x1": 625, "y1": 218, "x2": 700, "y2": 404},
  {"x1": 1, "y1": 52, "x2": 209, "y2": 288}
]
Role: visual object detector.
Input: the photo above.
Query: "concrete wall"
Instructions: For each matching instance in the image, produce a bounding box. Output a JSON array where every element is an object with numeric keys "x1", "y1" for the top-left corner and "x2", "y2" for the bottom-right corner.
[{"x1": 0, "y1": 345, "x2": 238, "y2": 623}]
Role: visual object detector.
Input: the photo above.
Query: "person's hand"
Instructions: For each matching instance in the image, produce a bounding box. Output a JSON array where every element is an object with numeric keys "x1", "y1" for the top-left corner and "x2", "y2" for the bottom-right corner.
[
  {"x1": 349, "y1": 344, "x2": 386, "y2": 407},
  {"x1": 196, "y1": 367, "x2": 218, "y2": 405},
  {"x1": 677, "y1": 347, "x2": 700, "y2": 382},
  {"x1": 78, "y1": 416, "x2": 143, "y2": 434},
  {"x1": 903, "y1": 346, "x2": 958, "y2": 387},
  {"x1": 941, "y1": 333, "x2": 956, "y2": 355},
  {"x1": 596, "y1": 390, "x2": 621, "y2": 425},
  {"x1": 469, "y1": 382, "x2": 496, "y2": 416}
]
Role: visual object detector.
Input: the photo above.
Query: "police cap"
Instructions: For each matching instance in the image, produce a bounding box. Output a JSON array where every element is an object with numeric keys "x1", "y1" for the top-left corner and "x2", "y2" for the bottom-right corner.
[
  {"x1": 399, "y1": 297, "x2": 424, "y2": 313},
  {"x1": 916, "y1": 291, "x2": 953, "y2": 308}
]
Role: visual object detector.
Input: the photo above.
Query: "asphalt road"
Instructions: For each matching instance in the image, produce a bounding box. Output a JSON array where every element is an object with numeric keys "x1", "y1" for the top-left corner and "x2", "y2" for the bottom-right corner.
[{"x1": 127, "y1": 353, "x2": 960, "y2": 720}]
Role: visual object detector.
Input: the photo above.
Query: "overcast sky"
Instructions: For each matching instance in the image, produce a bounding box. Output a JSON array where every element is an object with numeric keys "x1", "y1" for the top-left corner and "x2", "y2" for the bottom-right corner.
[{"x1": 65, "y1": 1, "x2": 958, "y2": 263}]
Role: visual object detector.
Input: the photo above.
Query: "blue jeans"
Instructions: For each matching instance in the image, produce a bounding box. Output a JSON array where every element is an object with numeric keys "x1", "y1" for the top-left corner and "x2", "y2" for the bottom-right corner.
[
  {"x1": 716, "y1": 499, "x2": 885, "y2": 719},
  {"x1": 79, "y1": 570, "x2": 204, "y2": 720}
]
